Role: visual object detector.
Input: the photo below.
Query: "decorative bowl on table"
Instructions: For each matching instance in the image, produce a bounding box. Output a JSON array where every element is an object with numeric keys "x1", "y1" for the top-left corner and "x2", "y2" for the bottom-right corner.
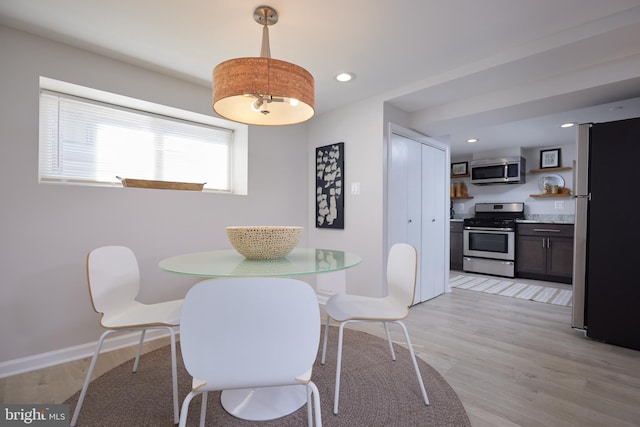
[{"x1": 226, "y1": 226, "x2": 303, "y2": 260}]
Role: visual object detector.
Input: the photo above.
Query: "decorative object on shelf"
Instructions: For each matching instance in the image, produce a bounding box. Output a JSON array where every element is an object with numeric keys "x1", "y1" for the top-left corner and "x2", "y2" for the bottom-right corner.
[
  {"x1": 538, "y1": 174, "x2": 565, "y2": 194},
  {"x1": 226, "y1": 226, "x2": 303, "y2": 260},
  {"x1": 212, "y1": 6, "x2": 314, "y2": 126},
  {"x1": 316, "y1": 142, "x2": 344, "y2": 229},
  {"x1": 452, "y1": 181, "x2": 468, "y2": 198},
  {"x1": 540, "y1": 148, "x2": 562, "y2": 168},
  {"x1": 451, "y1": 161, "x2": 468, "y2": 176}
]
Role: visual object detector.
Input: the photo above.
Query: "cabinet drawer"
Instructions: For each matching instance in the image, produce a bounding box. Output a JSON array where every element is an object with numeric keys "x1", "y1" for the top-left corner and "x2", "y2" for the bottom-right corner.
[
  {"x1": 450, "y1": 221, "x2": 463, "y2": 232},
  {"x1": 517, "y1": 223, "x2": 573, "y2": 238}
]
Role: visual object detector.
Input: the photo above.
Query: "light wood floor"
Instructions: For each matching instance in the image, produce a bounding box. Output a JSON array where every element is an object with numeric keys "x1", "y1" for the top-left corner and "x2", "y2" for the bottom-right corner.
[{"x1": 2, "y1": 276, "x2": 639, "y2": 426}]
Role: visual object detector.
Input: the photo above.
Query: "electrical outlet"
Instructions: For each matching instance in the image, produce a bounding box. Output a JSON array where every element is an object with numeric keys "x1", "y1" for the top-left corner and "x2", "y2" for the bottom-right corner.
[{"x1": 555, "y1": 200, "x2": 564, "y2": 209}]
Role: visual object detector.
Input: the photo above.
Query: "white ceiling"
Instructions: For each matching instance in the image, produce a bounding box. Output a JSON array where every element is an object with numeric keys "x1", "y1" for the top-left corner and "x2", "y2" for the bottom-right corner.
[{"x1": 2, "y1": 0, "x2": 640, "y2": 156}]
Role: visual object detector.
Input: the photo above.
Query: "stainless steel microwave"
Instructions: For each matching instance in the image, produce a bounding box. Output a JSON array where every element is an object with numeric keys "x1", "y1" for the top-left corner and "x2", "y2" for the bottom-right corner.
[{"x1": 470, "y1": 157, "x2": 526, "y2": 185}]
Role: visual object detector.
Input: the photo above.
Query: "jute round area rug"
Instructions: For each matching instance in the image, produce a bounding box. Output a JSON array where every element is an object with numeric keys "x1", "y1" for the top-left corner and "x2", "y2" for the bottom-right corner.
[{"x1": 66, "y1": 327, "x2": 470, "y2": 426}]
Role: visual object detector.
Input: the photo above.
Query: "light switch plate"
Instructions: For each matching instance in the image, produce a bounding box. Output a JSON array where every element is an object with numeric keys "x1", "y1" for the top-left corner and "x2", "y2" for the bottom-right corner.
[
  {"x1": 555, "y1": 200, "x2": 564, "y2": 209},
  {"x1": 351, "y1": 182, "x2": 360, "y2": 195}
]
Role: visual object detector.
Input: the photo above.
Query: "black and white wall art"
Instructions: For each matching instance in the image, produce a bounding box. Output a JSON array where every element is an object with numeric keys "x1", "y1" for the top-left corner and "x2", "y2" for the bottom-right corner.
[{"x1": 316, "y1": 142, "x2": 344, "y2": 229}]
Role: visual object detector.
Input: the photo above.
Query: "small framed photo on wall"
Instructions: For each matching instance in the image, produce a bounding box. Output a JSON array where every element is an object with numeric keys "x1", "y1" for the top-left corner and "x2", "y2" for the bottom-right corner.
[
  {"x1": 540, "y1": 148, "x2": 561, "y2": 168},
  {"x1": 451, "y1": 161, "x2": 468, "y2": 176}
]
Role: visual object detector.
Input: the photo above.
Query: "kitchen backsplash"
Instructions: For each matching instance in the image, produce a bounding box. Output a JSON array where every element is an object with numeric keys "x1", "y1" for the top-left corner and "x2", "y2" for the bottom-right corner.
[{"x1": 451, "y1": 143, "x2": 576, "y2": 219}]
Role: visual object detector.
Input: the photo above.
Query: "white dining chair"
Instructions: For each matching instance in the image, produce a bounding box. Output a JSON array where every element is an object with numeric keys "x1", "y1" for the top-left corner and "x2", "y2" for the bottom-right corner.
[
  {"x1": 70, "y1": 245, "x2": 183, "y2": 426},
  {"x1": 321, "y1": 242, "x2": 429, "y2": 414},
  {"x1": 178, "y1": 277, "x2": 322, "y2": 427}
]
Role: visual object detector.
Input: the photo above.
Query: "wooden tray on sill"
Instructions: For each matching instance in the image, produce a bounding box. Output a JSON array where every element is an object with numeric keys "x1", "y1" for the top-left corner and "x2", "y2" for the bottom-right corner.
[{"x1": 119, "y1": 177, "x2": 205, "y2": 191}]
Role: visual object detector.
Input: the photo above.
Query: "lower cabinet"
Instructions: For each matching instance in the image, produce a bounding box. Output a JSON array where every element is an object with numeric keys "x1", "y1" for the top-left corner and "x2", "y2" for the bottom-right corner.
[
  {"x1": 450, "y1": 221, "x2": 463, "y2": 271},
  {"x1": 516, "y1": 223, "x2": 574, "y2": 284}
]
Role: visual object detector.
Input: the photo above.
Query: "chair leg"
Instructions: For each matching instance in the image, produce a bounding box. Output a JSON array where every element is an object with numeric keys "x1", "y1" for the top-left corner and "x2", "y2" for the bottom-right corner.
[
  {"x1": 199, "y1": 391, "x2": 208, "y2": 427},
  {"x1": 132, "y1": 329, "x2": 146, "y2": 372},
  {"x1": 306, "y1": 384, "x2": 313, "y2": 426},
  {"x1": 394, "y1": 320, "x2": 429, "y2": 405},
  {"x1": 321, "y1": 314, "x2": 330, "y2": 364},
  {"x1": 382, "y1": 321, "x2": 397, "y2": 361},
  {"x1": 333, "y1": 321, "x2": 348, "y2": 414},
  {"x1": 168, "y1": 327, "x2": 180, "y2": 424},
  {"x1": 178, "y1": 390, "x2": 198, "y2": 427},
  {"x1": 307, "y1": 381, "x2": 322, "y2": 427},
  {"x1": 70, "y1": 329, "x2": 115, "y2": 427}
]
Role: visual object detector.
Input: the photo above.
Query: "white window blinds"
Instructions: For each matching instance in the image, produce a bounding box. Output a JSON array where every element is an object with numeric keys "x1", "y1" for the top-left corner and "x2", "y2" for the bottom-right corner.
[{"x1": 39, "y1": 90, "x2": 233, "y2": 191}]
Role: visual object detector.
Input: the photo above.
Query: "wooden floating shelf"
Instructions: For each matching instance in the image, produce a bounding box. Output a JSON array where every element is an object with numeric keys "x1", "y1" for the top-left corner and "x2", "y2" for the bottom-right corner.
[
  {"x1": 451, "y1": 174, "x2": 470, "y2": 178},
  {"x1": 529, "y1": 193, "x2": 572, "y2": 198},
  {"x1": 529, "y1": 166, "x2": 572, "y2": 174}
]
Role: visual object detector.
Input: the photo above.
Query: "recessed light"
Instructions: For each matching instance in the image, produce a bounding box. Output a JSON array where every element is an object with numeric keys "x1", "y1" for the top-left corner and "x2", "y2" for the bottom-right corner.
[
  {"x1": 336, "y1": 72, "x2": 356, "y2": 82},
  {"x1": 560, "y1": 122, "x2": 576, "y2": 128},
  {"x1": 467, "y1": 138, "x2": 478, "y2": 143}
]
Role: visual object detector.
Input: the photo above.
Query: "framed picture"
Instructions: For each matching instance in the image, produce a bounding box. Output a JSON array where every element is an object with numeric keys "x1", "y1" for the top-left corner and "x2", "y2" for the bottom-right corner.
[
  {"x1": 316, "y1": 142, "x2": 344, "y2": 229},
  {"x1": 540, "y1": 148, "x2": 561, "y2": 168},
  {"x1": 451, "y1": 161, "x2": 468, "y2": 176}
]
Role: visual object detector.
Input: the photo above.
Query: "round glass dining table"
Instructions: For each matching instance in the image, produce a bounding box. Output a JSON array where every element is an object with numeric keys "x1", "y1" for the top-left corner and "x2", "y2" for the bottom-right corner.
[
  {"x1": 159, "y1": 247, "x2": 361, "y2": 277},
  {"x1": 159, "y1": 247, "x2": 361, "y2": 421}
]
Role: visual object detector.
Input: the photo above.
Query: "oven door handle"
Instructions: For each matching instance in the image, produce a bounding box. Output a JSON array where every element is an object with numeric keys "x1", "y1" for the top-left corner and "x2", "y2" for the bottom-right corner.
[{"x1": 464, "y1": 226, "x2": 515, "y2": 232}]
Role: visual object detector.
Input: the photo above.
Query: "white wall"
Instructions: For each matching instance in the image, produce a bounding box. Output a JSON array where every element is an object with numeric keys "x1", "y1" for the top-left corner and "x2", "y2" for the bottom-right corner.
[
  {"x1": 0, "y1": 25, "x2": 308, "y2": 364},
  {"x1": 307, "y1": 98, "x2": 387, "y2": 297}
]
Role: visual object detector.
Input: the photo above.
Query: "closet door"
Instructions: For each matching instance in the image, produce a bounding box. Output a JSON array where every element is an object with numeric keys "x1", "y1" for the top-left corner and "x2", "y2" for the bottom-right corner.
[
  {"x1": 418, "y1": 143, "x2": 446, "y2": 302},
  {"x1": 388, "y1": 126, "x2": 449, "y2": 305},
  {"x1": 388, "y1": 134, "x2": 421, "y2": 251}
]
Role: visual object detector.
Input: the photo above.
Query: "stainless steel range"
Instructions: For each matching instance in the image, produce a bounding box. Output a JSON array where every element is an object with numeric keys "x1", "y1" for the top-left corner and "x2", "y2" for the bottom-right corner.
[{"x1": 463, "y1": 202, "x2": 525, "y2": 278}]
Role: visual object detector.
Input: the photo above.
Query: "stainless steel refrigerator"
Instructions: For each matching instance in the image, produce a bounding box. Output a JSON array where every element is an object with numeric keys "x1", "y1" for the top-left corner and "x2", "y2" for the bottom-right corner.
[{"x1": 572, "y1": 117, "x2": 640, "y2": 351}]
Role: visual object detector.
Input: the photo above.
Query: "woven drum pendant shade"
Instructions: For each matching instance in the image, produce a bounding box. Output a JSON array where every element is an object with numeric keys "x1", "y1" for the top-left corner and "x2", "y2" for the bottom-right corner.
[
  {"x1": 212, "y1": 6, "x2": 314, "y2": 126},
  {"x1": 213, "y1": 57, "x2": 314, "y2": 126}
]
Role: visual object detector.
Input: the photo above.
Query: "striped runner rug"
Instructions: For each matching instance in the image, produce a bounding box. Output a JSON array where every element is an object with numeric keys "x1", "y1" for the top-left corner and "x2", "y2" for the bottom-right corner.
[{"x1": 450, "y1": 274, "x2": 573, "y2": 307}]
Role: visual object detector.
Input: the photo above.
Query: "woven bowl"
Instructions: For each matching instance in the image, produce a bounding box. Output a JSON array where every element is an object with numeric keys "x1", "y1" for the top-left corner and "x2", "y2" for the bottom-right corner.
[{"x1": 226, "y1": 226, "x2": 303, "y2": 260}]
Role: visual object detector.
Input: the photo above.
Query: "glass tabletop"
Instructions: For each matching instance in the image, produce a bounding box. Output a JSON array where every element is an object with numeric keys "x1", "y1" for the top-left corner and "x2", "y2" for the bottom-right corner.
[{"x1": 159, "y1": 248, "x2": 362, "y2": 278}]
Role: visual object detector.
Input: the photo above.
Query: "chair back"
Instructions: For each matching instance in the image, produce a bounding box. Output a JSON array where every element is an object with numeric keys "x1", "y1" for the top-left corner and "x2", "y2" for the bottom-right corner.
[
  {"x1": 386, "y1": 243, "x2": 418, "y2": 307},
  {"x1": 180, "y1": 277, "x2": 321, "y2": 391},
  {"x1": 86, "y1": 246, "x2": 141, "y2": 316}
]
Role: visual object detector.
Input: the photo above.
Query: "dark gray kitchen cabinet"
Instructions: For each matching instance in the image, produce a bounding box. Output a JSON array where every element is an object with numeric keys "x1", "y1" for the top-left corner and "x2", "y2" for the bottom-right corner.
[
  {"x1": 450, "y1": 221, "x2": 463, "y2": 271},
  {"x1": 516, "y1": 223, "x2": 574, "y2": 284}
]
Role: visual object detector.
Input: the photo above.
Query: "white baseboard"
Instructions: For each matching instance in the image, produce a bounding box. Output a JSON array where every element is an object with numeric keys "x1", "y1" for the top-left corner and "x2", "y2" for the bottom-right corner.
[{"x1": 0, "y1": 328, "x2": 177, "y2": 379}]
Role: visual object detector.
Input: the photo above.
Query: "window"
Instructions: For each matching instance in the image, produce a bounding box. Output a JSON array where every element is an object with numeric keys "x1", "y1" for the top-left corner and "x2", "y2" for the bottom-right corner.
[{"x1": 39, "y1": 77, "x2": 248, "y2": 193}]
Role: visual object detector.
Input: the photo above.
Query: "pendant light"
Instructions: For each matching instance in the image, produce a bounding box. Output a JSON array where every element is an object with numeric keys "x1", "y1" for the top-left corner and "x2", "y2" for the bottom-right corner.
[{"x1": 212, "y1": 6, "x2": 315, "y2": 126}]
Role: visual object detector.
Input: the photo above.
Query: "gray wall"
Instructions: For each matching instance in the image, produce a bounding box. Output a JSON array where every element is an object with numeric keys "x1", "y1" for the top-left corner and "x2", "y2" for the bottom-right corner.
[{"x1": 0, "y1": 25, "x2": 308, "y2": 363}]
